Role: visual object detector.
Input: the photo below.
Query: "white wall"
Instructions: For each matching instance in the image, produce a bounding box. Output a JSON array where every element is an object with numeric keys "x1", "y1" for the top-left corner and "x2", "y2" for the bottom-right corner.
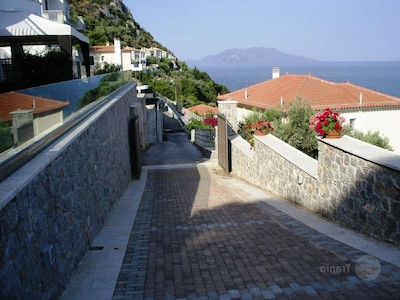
[
  {"x1": 1, "y1": 0, "x2": 41, "y2": 14},
  {"x1": 235, "y1": 106, "x2": 400, "y2": 154},
  {"x1": 341, "y1": 109, "x2": 400, "y2": 154}
]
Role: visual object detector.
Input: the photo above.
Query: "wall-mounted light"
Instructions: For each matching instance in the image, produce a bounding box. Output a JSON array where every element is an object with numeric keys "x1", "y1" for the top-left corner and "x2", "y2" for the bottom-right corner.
[{"x1": 297, "y1": 174, "x2": 303, "y2": 185}]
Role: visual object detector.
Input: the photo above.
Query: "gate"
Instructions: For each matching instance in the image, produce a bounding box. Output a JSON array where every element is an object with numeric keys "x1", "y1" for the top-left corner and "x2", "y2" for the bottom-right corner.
[
  {"x1": 129, "y1": 115, "x2": 142, "y2": 179},
  {"x1": 217, "y1": 113, "x2": 231, "y2": 173}
]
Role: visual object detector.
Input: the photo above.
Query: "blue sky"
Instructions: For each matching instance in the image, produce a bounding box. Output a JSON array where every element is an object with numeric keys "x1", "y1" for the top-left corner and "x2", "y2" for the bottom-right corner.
[{"x1": 125, "y1": 0, "x2": 400, "y2": 62}]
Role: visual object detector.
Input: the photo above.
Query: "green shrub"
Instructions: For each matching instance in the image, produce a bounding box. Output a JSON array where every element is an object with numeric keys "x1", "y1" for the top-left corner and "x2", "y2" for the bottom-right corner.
[
  {"x1": 77, "y1": 72, "x2": 130, "y2": 108},
  {"x1": 0, "y1": 123, "x2": 14, "y2": 153},
  {"x1": 344, "y1": 127, "x2": 393, "y2": 151}
]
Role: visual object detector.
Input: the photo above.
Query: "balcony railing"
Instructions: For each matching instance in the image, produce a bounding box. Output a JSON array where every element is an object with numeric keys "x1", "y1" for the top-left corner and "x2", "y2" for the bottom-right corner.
[
  {"x1": 0, "y1": 72, "x2": 132, "y2": 182},
  {"x1": 42, "y1": 10, "x2": 66, "y2": 24}
]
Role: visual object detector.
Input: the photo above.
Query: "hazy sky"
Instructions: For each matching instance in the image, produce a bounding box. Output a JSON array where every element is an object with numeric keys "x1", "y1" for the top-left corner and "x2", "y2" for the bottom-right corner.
[{"x1": 125, "y1": 1, "x2": 400, "y2": 62}]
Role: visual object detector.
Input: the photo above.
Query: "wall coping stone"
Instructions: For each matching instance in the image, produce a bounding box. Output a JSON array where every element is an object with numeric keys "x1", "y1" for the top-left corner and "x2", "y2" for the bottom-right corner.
[
  {"x1": 319, "y1": 135, "x2": 400, "y2": 171},
  {"x1": 229, "y1": 133, "x2": 254, "y2": 159},
  {"x1": 0, "y1": 83, "x2": 136, "y2": 211},
  {"x1": 256, "y1": 134, "x2": 318, "y2": 177}
]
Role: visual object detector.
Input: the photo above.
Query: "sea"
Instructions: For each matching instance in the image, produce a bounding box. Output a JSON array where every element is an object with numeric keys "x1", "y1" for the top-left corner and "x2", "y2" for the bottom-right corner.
[{"x1": 195, "y1": 62, "x2": 400, "y2": 98}]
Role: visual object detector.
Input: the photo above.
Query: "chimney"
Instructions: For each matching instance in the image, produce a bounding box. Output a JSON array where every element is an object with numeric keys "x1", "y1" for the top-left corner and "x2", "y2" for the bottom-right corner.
[
  {"x1": 272, "y1": 67, "x2": 280, "y2": 79},
  {"x1": 245, "y1": 89, "x2": 248, "y2": 99},
  {"x1": 114, "y1": 38, "x2": 122, "y2": 67},
  {"x1": 359, "y1": 92, "x2": 363, "y2": 105}
]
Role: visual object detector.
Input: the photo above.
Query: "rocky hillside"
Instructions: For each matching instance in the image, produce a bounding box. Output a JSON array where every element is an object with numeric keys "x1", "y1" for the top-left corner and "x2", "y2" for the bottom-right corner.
[{"x1": 69, "y1": 0, "x2": 168, "y2": 51}]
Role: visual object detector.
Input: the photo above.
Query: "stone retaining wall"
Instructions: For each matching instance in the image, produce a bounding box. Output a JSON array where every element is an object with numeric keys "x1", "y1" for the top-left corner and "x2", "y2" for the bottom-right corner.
[
  {"x1": 0, "y1": 83, "x2": 137, "y2": 299},
  {"x1": 229, "y1": 133, "x2": 400, "y2": 245}
]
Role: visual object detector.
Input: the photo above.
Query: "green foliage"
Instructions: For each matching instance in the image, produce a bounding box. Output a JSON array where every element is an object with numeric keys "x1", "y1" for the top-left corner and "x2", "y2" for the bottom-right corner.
[
  {"x1": 135, "y1": 58, "x2": 228, "y2": 108},
  {"x1": 69, "y1": 0, "x2": 166, "y2": 49},
  {"x1": 238, "y1": 99, "x2": 318, "y2": 157},
  {"x1": 273, "y1": 98, "x2": 318, "y2": 158},
  {"x1": 77, "y1": 71, "x2": 130, "y2": 108},
  {"x1": 344, "y1": 127, "x2": 394, "y2": 151},
  {"x1": 185, "y1": 118, "x2": 213, "y2": 130},
  {"x1": 94, "y1": 62, "x2": 121, "y2": 74},
  {"x1": 0, "y1": 122, "x2": 14, "y2": 153},
  {"x1": 14, "y1": 50, "x2": 71, "y2": 89}
]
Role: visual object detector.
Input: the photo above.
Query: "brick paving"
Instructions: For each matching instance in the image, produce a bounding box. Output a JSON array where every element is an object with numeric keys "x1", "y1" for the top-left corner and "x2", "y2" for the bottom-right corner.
[{"x1": 112, "y1": 164, "x2": 400, "y2": 299}]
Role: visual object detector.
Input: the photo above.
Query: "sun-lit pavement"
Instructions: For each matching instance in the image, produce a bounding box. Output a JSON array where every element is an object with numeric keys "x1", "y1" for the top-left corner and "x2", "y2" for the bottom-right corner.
[{"x1": 61, "y1": 113, "x2": 400, "y2": 300}]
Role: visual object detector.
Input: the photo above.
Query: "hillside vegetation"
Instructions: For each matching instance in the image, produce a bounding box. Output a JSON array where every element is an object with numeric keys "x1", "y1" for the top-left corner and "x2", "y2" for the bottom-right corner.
[
  {"x1": 69, "y1": 0, "x2": 227, "y2": 107},
  {"x1": 69, "y1": 0, "x2": 165, "y2": 49}
]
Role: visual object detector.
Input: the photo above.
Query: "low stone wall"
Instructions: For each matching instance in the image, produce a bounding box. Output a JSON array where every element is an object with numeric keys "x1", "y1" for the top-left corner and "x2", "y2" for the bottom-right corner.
[
  {"x1": 0, "y1": 83, "x2": 137, "y2": 299},
  {"x1": 229, "y1": 133, "x2": 400, "y2": 245}
]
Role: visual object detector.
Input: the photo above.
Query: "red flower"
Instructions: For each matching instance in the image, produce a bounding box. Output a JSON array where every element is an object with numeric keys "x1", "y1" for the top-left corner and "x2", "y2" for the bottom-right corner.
[{"x1": 309, "y1": 107, "x2": 345, "y2": 137}]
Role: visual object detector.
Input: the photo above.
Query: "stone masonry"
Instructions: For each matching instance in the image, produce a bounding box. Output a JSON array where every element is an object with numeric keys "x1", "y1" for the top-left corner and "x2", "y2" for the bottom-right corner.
[
  {"x1": 219, "y1": 100, "x2": 400, "y2": 246},
  {"x1": 0, "y1": 83, "x2": 137, "y2": 299}
]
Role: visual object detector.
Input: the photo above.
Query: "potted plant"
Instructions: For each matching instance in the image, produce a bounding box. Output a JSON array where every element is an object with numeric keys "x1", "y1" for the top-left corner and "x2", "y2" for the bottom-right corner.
[
  {"x1": 309, "y1": 107, "x2": 345, "y2": 138},
  {"x1": 240, "y1": 120, "x2": 274, "y2": 148},
  {"x1": 249, "y1": 120, "x2": 274, "y2": 136}
]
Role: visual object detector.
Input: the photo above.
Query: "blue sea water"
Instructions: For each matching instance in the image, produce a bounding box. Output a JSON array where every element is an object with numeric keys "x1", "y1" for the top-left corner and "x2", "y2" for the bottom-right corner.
[{"x1": 196, "y1": 62, "x2": 400, "y2": 98}]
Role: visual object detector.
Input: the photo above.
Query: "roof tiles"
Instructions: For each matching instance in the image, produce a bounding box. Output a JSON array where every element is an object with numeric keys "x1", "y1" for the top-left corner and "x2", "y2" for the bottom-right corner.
[
  {"x1": 0, "y1": 92, "x2": 69, "y2": 122},
  {"x1": 187, "y1": 104, "x2": 218, "y2": 115},
  {"x1": 217, "y1": 74, "x2": 400, "y2": 110}
]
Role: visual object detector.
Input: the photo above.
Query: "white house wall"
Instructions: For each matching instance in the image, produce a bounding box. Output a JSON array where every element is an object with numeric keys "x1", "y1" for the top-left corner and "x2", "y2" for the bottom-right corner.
[
  {"x1": 235, "y1": 106, "x2": 400, "y2": 154},
  {"x1": 341, "y1": 109, "x2": 400, "y2": 154}
]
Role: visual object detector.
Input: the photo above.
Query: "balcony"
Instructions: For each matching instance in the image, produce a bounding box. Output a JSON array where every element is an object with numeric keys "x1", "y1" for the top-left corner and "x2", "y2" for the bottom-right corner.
[
  {"x1": 42, "y1": 10, "x2": 86, "y2": 31},
  {"x1": 42, "y1": 10, "x2": 66, "y2": 24}
]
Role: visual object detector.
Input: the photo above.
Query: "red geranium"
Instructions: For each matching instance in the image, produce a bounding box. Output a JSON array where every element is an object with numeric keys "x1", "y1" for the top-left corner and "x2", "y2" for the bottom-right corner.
[
  {"x1": 309, "y1": 108, "x2": 345, "y2": 136},
  {"x1": 203, "y1": 117, "x2": 217, "y2": 128}
]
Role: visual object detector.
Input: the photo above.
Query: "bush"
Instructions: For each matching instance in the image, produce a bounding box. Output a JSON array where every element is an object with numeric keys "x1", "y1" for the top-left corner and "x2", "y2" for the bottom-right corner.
[
  {"x1": 344, "y1": 127, "x2": 394, "y2": 151},
  {"x1": 0, "y1": 123, "x2": 14, "y2": 153},
  {"x1": 185, "y1": 118, "x2": 211, "y2": 130},
  {"x1": 77, "y1": 71, "x2": 130, "y2": 108}
]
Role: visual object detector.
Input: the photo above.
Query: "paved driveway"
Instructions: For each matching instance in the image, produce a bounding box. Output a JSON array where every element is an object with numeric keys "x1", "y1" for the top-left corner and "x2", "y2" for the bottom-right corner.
[{"x1": 113, "y1": 164, "x2": 400, "y2": 299}]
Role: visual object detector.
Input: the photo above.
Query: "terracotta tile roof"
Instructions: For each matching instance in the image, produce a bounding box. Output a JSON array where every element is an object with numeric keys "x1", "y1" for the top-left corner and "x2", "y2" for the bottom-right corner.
[
  {"x1": 89, "y1": 45, "x2": 115, "y2": 53},
  {"x1": 0, "y1": 92, "x2": 69, "y2": 122},
  {"x1": 217, "y1": 74, "x2": 400, "y2": 111},
  {"x1": 187, "y1": 104, "x2": 218, "y2": 115},
  {"x1": 90, "y1": 46, "x2": 135, "y2": 53},
  {"x1": 122, "y1": 46, "x2": 135, "y2": 52}
]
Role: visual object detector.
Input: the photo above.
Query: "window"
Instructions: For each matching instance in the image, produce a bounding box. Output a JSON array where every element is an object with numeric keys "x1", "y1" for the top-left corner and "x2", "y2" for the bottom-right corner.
[{"x1": 350, "y1": 118, "x2": 356, "y2": 129}]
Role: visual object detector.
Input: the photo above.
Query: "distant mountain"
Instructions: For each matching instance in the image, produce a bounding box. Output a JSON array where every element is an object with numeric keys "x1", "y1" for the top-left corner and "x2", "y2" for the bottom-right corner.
[{"x1": 188, "y1": 47, "x2": 321, "y2": 65}]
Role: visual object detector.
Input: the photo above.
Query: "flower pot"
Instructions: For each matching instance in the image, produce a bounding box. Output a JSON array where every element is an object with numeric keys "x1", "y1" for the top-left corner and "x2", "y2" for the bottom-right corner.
[
  {"x1": 325, "y1": 129, "x2": 342, "y2": 139},
  {"x1": 254, "y1": 129, "x2": 267, "y2": 136}
]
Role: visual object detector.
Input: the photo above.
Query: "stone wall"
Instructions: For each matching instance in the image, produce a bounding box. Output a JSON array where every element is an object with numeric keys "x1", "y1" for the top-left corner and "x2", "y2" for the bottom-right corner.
[
  {"x1": 229, "y1": 133, "x2": 400, "y2": 245},
  {"x1": 0, "y1": 83, "x2": 137, "y2": 299},
  {"x1": 317, "y1": 136, "x2": 400, "y2": 243},
  {"x1": 217, "y1": 100, "x2": 238, "y2": 131}
]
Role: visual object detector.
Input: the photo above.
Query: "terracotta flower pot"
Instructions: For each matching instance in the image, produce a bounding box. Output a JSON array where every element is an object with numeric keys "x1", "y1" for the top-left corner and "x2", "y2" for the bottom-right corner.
[
  {"x1": 254, "y1": 129, "x2": 267, "y2": 136},
  {"x1": 325, "y1": 129, "x2": 342, "y2": 139}
]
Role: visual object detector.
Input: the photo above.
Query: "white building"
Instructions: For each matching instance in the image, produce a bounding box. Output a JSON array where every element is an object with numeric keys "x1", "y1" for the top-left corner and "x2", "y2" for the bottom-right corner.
[
  {"x1": 89, "y1": 39, "x2": 176, "y2": 74},
  {"x1": 218, "y1": 69, "x2": 400, "y2": 153}
]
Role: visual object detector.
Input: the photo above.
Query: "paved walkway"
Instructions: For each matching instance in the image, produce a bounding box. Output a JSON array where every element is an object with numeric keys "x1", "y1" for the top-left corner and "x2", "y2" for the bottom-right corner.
[{"x1": 61, "y1": 131, "x2": 400, "y2": 299}]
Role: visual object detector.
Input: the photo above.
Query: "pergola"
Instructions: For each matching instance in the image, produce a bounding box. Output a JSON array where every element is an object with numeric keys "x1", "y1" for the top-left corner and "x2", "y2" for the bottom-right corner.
[{"x1": 0, "y1": 10, "x2": 90, "y2": 78}]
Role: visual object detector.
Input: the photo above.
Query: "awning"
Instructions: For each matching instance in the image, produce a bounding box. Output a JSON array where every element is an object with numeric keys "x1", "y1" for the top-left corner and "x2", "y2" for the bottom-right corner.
[
  {"x1": 0, "y1": 10, "x2": 89, "y2": 45},
  {"x1": 0, "y1": 10, "x2": 90, "y2": 78}
]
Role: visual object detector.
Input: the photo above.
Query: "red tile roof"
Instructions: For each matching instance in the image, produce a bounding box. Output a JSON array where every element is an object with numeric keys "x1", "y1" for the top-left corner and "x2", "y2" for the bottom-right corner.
[
  {"x1": 217, "y1": 74, "x2": 400, "y2": 110},
  {"x1": 89, "y1": 45, "x2": 115, "y2": 53},
  {"x1": 187, "y1": 104, "x2": 218, "y2": 115},
  {"x1": 0, "y1": 92, "x2": 69, "y2": 122}
]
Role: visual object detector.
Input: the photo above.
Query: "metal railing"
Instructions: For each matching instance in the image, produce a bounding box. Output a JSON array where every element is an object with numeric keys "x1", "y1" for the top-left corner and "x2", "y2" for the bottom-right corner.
[{"x1": 191, "y1": 129, "x2": 215, "y2": 148}]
